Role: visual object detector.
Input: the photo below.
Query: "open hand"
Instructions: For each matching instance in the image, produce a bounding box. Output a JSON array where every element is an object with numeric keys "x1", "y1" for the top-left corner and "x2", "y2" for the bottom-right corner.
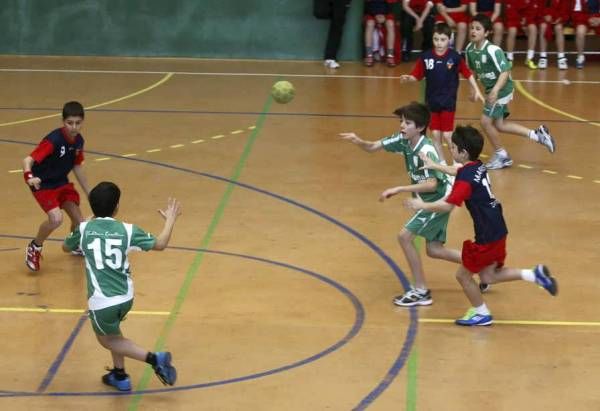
[{"x1": 158, "y1": 197, "x2": 182, "y2": 220}]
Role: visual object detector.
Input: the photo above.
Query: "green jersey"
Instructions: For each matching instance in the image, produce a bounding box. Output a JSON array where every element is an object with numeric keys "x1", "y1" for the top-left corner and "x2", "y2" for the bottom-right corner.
[
  {"x1": 64, "y1": 217, "x2": 156, "y2": 311},
  {"x1": 381, "y1": 132, "x2": 451, "y2": 202},
  {"x1": 465, "y1": 40, "x2": 513, "y2": 98}
]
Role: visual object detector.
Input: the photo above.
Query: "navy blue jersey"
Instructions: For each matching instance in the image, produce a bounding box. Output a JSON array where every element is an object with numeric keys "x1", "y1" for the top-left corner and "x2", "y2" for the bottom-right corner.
[
  {"x1": 414, "y1": 49, "x2": 466, "y2": 112},
  {"x1": 589, "y1": 0, "x2": 599, "y2": 13},
  {"x1": 31, "y1": 128, "x2": 84, "y2": 190},
  {"x1": 442, "y1": 0, "x2": 464, "y2": 7},
  {"x1": 446, "y1": 161, "x2": 508, "y2": 244}
]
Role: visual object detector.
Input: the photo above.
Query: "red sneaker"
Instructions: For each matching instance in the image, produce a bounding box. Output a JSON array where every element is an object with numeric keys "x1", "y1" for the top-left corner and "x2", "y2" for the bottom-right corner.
[{"x1": 25, "y1": 241, "x2": 42, "y2": 271}]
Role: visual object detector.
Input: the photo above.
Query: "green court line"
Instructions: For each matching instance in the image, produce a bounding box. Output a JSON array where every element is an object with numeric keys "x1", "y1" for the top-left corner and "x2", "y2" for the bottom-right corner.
[
  {"x1": 406, "y1": 348, "x2": 418, "y2": 411},
  {"x1": 127, "y1": 95, "x2": 274, "y2": 410}
]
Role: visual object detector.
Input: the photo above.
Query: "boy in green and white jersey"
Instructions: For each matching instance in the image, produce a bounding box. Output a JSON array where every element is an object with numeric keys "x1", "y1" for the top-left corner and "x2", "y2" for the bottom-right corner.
[
  {"x1": 465, "y1": 13, "x2": 557, "y2": 170},
  {"x1": 340, "y1": 102, "x2": 463, "y2": 307},
  {"x1": 63, "y1": 182, "x2": 181, "y2": 391}
]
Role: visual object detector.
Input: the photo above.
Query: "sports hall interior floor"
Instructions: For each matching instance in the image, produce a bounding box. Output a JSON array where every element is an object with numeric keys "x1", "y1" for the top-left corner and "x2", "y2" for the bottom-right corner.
[{"x1": 0, "y1": 55, "x2": 599, "y2": 410}]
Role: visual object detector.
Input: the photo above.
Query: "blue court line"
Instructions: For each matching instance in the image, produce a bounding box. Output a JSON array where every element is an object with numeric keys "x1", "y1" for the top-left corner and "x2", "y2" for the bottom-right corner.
[
  {"x1": 36, "y1": 314, "x2": 88, "y2": 392},
  {"x1": 0, "y1": 236, "x2": 365, "y2": 398},
  {"x1": 0, "y1": 139, "x2": 417, "y2": 408},
  {"x1": 0, "y1": 106, "x2": 595, "y2": 125}
]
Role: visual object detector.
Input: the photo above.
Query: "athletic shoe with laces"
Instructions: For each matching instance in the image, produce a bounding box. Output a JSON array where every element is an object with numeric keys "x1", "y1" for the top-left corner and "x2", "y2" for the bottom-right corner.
[
  {"x1": 25, "y1": 241, "x2": 42, "y2": 271},
  {"x1": 393, "y1": 288, "x2": 432, "y2": 307},
  {"x1": 537, "y1": 57, "x2": 548, "y2": 69},
  {"x1": 386, "y1": 54, "x2": 396, "y2": 67},
  {"x1": 479, "y1": 282, "x2": 491, "y2": 293},
  {"x1": 102, "y1": 369, "x2": 132, "y2": 391},
  {"x1": 364, "y1": 54, "x2": 374, "y2": 67},
  {"x1": 485, "y1": 153, "x2": 513, "y2": 170},
  {"x1": 533, "y1": 264, "x2": 558, "y2": 296},
  {"x1": 455, "y1": 307, "x2": 493, "y2": 326},
  {"x1": 575, "y1": 56, "x2": 585, "y2": 69},
  {"x1": 557, "y1": 57, "x2": 568, "y2": 70},
  {"x1": 324, "y1": 59, "x2": 340, "y2": 69},
  {"x1": 535, "y1": 125, "x2": 556, "y2": 153},
  {"x1": 153, "y1": 351, "x2": 177, "y2": 386},
  {"x1": 525, "y1": 59, "x2": 538, "y2": 69}
]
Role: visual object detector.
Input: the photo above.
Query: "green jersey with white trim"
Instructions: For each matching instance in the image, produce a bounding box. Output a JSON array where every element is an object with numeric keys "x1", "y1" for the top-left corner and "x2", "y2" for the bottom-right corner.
[
  {"x1": 64, "y1": 217, "x2": 156, "y2": 311},
  {"x1": 465, "y1": 40, "x2": 513, "y2": 98},
  {"x1": 380, "y1": 132, "x2": 451, "y2": 202}
]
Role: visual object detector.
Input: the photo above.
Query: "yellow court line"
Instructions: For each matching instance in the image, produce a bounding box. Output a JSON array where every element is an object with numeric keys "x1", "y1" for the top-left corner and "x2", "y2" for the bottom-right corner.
[
  {"x1": 146, "y1": 148, "x2": 161, "y2": 153},
  {"x1": 594, "y1": 180, "x2": 600, "y2": 184},
  {"x1": 122, "y1": 153, "x2": 137, "y2": 157},
  {"x1": 0, "y1": 72, "x2": 174, "y2": 127},
  {"x1": 170, "y1": 144, "x2": 184, "y2": 148},
  {"x1": 514, "y1": 80, "x2": 600, "y2": 128},
  {"x1": 420, "y1": 318, "x2": 600, "y2": 327},
  {"x1": 517, "y1": 164, "x2": 533, "y2": 169},
  {"x1": 0, "y1": 307, "x2": 170, "y2": 315},
  {"x1": 9, "y1": 169, "x2": 23, "y2": 173},
  {"x1": 211, "y1": 134, "x2": 225, "y2": 140},
  {"x1": 230, "y1": 130, "x2": 244, "y2": 134},
  {"x1": 542, "y1": 169, "x2": 558, "y2": 175},
  {"x1": 94, "y1": 157, "x2": 110, "y2": 162},
  {"x1": 191, "y1": 139, "x2": 205, "y2": 144},
  {"x1": 248, "y1": 126, "x2": 256, "y2": 130},
  {"x1": 567, "y1": 175, "x2": 583, "y2": 180}
]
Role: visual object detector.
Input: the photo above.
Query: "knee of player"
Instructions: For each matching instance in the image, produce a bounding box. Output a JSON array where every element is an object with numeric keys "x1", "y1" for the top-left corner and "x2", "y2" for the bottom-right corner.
[{"x1": 48, "y1": 212, "x2": 64, "y2": 228}]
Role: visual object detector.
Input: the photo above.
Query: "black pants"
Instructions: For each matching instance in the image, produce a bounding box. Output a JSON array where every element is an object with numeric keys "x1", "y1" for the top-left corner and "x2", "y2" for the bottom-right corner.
[
  {"x1": 401, "y1": 12, "x2": 434, "y2": 56},
  {"x1": 324, "y1": 0, "x2": 352, "y2": 60}
]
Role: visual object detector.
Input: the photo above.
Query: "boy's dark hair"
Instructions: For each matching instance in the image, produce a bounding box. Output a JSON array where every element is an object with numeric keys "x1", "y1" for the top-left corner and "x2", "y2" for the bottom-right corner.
[
  {"x1": 393, "y1": 102, "x2": 430, "y2": 130},
  {"x1": 452, "y1": 125, "x2": 484, "y2": 160},
  {"x1": 472, "y1": 13, "x2": 492, "y2": 33},
  {"x1": 89, "y1": 182, "x2": 121, "y2": 217},
  {"x1": 62, "y1": 101, "x2": 85, "y2": 120},
  {"x1": 433, "y1": 22, "x2": 452, "y2": 38}
]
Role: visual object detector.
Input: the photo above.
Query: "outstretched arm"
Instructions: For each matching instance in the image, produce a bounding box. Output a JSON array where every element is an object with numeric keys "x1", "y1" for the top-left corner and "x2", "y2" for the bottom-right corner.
[
  {"x1": 339, "y1": 132, "x2": 383, "y2": 152},
  {"x1": 153, "y1": 198, "x2": 182, "y2": 250},
  {"x1": 404, "y1": 197, "x2": 455, "y2": 213},
  {"x1": 418, "y1": 152, "x2": 461, "y2": 175},
  {"x1": 379, "y1": 178, "x2": 438, "y2": 202}
]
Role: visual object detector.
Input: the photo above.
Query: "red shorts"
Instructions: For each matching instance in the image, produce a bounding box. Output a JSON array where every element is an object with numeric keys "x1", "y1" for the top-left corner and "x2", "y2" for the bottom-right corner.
[
  {"x1": 435, "y1": 11, "x2": 469, "y2": 24},
  {"x1": 461, "y1": 236, "x2": 507, "y2": 274},
  {"x1": 364, "y1": 14, "x2": 395, "y2": 22},
  {"x1": 504, "y1": 0, "x2": 539, "y2": 27},
  {"x1": 429, "y1": 111, "x2": 456, "y2": 132},
  {"x1": 538, "y1": 9, "x2": 568, "y2": 25},
  {"x1": 32, "y1": 182, "x2": 80, "y2": 213},
  {"x1": 571, "y1": 11, "x2": 589, "y2": 27},
  {"x1": 478, "y1": 10, "x2": 502, "y2": 24}
]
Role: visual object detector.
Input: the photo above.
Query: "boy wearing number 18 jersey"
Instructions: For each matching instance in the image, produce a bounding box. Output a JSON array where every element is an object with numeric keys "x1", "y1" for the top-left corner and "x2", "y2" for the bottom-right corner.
[{"x1": 63, "y1": 182, "x2": 181, "y2": 391}]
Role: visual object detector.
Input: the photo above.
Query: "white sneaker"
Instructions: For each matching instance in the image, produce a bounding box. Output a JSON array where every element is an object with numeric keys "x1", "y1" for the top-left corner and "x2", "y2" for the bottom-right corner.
[
  {"x1": 538, "y1": 57, "x2": 547, "y2": 69},
  {"x1": 485, "y1": 153, "x2": 513, "y2": 170},
  {"x1": 557, "y1": 57, "x2": 568, "y2": 70},
  {"x1": 535, "y1": 125, "x2": 556, "y2": 153},
  {"x1": 324, "y1": 59, "x2": 340, "y2": 69}
]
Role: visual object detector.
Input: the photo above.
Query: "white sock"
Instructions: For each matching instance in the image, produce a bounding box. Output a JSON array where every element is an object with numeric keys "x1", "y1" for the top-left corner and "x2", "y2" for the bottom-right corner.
[
  {"x1": 415, "y1": 287, "x2": 428, "y2": 294},
  {"x1": 521, "y1": 269, "x2": 536, "y2": 283},
  {"x1": 496, "y1": 148, "x2": 508, "y2": 157},
  {"x1": 507, "y1": 52, "x2": 514, "y2": 60},
  {"x1": 558, "y1": 52, "x2": 565, "y2": 59},
  {"x1": 527, "y1": 50, "x2": 534, "y2": 60},
  {"x1": 540, "y1": 52, "x2": 547, "y2": 58},
  {"x1": 577, "y1": 54, "x2": 585, "y2": 63},
  {"x1": 528, "y1": 129, "x2": 539, "y2": 142},
  {"x1": 474, "y1": 303, "x2": 491, "y2": 315}
]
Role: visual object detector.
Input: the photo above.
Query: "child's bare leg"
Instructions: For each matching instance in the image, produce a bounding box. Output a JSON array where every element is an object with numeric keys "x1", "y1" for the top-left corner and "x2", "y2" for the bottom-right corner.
[
  {"x1": 385, "y1": 19, "x2": 395, "y2": 50},
  {"x1": 35, "y1": 208, "x2": 63, "y2": 245},
  {"x1": 539, "y1": 23, "x2": 548, "y2": 53},
  {"x1": 442, "y1": 131, "x2": 454, "y2": 163},
  {"x1": 455, "y1": 265, "x2": 484, "y2": 307},
  {"x1": 480, "y1": 114, "x2": 503, "y2": 151},
  {"x1": 555, "y1": 24, "x2": 565, "y2": 53},
  {"x1": 493, "y1": 22, "x2": 504, "y2": 45},
  {"x1": 479, "y1": 266, "x2": 523, "y2": 284},
  {"x1": 430, "y1": 129, "x2": 446, "y2": 163},
  {"x1": 455, "y1": 22, "x2": 467, "y2": 52},
  {"x1": 364, "y1": 20, "x2": 375, "y2": 49},
  {"x1": 506, "y1": 27, "x2": 517, "y2": 58},
  {"x1": 526, "y1": 23, "x2": 537, "y2": 55},
  {"x1": 493, "y1": 116, "x2": 531, "y2": 138},
  {"x1": 398, "y1": 228, "x2": 426, "y2": 289},
  {"x1": 62, "y1": 201, "x2": 84, "y2": 232},
  {"x1": 97, "y1": 334, "x2": 148, "y2": 364},
  {"x1": 425, "y1": 241, "x2": 461, "y2": 264}
]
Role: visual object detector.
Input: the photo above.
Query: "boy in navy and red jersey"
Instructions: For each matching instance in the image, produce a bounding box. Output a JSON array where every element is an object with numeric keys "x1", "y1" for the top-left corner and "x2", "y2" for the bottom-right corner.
[
  {"x1": 537, "y1": 0, "x2": 570, "y2": 69},
  {"x1": 434, "y1": 0, "x2": 470, "y2": 51},
  {"x1": 401, "y1": 0, "x2": 436, "y2": 61},
  {"x1": 405, "y1": 125, "x2": 558, "y2": 326},
  {"x1": 400, "y1": 23, "x2": 484, "y2": 164},
  {"x1": 23, "y1": 101, "x2": 90, "y2": 271},
  {"x1": 469, "y1": 0, "x2": 504, "y2": 45}
]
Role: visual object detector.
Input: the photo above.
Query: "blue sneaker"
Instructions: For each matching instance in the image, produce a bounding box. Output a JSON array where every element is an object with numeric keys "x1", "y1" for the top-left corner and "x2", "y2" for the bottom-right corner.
[
  {"x1": 102, "y1": 369, "x2": 132, "y2": 391},
  {"x1": 533, "y1": 264, "x2": 558, "y2": 296},
  {"x1": 153, "y1": 352, "x2": 177, "y2": 386},
  {"x1": 455, "y1": 308, "x2": 493, "y2": 326}
]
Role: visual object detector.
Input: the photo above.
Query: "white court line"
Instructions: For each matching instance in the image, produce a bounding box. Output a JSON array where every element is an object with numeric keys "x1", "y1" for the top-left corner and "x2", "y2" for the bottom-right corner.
[{"x1": 0, "y1": 67, "x2": 599, "y2": 84}]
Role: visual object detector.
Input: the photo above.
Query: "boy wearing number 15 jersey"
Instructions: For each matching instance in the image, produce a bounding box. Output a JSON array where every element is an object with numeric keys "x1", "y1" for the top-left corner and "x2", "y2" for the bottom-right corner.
[{"x1": 63, "y1": 182, "x2": 181, "y2": 391}]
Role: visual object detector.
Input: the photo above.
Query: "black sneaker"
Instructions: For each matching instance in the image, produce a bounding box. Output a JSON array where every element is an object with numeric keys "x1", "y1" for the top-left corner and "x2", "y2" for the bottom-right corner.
[
  {"x1": 393, "y1": 288, "x2": 432, "y2": 307},
  {"x1": 102, "y1": 369, "x2": 131, "y2": 391},
  {"x1": 479, "y1": 282, "x2": 491, "y2": 293},
  {"x1": 533, "y1": 264, "x2": 558, "y2": 296}
]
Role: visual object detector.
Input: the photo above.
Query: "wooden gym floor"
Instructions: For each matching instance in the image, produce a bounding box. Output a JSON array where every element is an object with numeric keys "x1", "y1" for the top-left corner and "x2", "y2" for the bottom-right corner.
[{"x1": 0, "y1": 55, "x2": 599, "y2": 410}]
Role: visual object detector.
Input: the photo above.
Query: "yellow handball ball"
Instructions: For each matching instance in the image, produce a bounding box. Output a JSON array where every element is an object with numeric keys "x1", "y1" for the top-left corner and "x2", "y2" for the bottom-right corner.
[{"x1": 271, "y1": 80, "x2": 295, "y2": 104}]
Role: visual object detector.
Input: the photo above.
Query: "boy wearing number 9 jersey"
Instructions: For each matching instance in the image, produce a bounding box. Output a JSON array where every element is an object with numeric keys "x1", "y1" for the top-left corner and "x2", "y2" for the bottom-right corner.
[{"x1": 63, "y1": 182, "x2": 181, "y2": 391}]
